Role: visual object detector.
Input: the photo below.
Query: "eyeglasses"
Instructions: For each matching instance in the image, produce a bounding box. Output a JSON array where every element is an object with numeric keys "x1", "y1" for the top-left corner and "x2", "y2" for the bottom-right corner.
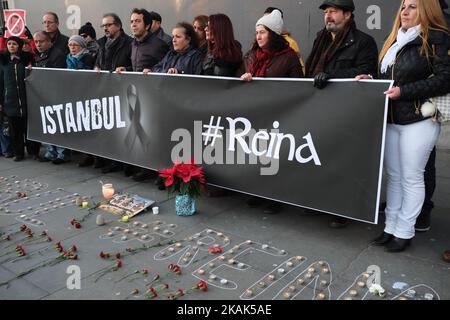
[
  {"x1": 100, "y1": 23, "x2": 116, "y2": 28},
  {"x1": 80, "y1": 34, "x2": 88, "y2": 38}
]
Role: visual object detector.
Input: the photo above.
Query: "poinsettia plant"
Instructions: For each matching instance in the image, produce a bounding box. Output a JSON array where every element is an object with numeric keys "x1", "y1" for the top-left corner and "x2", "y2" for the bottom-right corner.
[{"x1": 159, "y1": 161, "x2": 206, "y2": 198}]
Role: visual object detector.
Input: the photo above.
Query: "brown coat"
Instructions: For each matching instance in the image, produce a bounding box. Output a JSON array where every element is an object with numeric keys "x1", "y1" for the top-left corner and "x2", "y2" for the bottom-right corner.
[{"x1": 241, "y1": 48, "x2": 303, "y2": 78}]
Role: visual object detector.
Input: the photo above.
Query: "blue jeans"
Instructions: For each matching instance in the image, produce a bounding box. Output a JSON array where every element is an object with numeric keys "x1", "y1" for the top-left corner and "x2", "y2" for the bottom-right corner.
[
  {"x1": 44, "y1": 145, "x2": 71, "y2": 161},
  {"x1": 0, "y1": 121, "x2": 12, "y2": 156}
]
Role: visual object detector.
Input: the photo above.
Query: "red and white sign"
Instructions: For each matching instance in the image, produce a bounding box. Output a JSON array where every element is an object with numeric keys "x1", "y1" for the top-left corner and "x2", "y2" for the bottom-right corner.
[{"x1": 4, "y1": 9, "x2": 27, "y2": 38}]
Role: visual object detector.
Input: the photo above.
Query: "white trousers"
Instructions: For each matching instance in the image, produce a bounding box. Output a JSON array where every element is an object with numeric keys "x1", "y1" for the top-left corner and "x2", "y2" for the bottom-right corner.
[{"x1": 384, "y1": 119, "x2": 440, "y2": 239}]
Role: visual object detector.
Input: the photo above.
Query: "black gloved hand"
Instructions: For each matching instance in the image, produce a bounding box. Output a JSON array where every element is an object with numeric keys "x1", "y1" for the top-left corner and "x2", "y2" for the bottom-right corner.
[{"x1": 313, "y1": 72, "x2": 330, "y2": 89}]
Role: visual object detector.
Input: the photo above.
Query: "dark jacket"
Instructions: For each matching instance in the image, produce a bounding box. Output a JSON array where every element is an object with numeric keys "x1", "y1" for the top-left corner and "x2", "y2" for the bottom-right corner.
[
  {"x1": 152, "y1": 45, "x2": 204, "y2": 75},
  {"x1": 34, "y1": 46, "x2": 67, "y2": 68},
  {"x1": 315, "y1": 26, "x2": 378, "y2": 78},
  {"x1": 203, "y1": 53, "x2": 242, "y2": 77},
  {"x1": 130, "y1": 32, "x2": 169, "y2": 72},
  {"x1": 154, "y1": 27, "x2": 173, "y2": 48},
  {"x1": 96, "y1": 32, "x2": 132, "y2": 71},
  {"x1": 52, "y1": 30, "x2": 70, "y2": 56},
  {"x1": 66, "y1": 52, "x2": 95, "y2": 70},
  {"x1": 0, "y1": 52, "x2": 34, "y2": 117},
  {"x1": 380, "y1": 30, "x2": 450, "y2": 125},
  {"x1": 242, "y1": 48, "x2": 302, "y2": 78},
  {"x1": 202, "y1": 41, "x2": 243, "y2": 77}
]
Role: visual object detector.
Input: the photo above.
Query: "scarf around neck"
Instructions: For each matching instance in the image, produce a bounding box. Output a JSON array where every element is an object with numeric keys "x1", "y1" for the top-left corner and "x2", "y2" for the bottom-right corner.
[
  {"x1": 251, "y1": 47, "x2": 292, "y2": 77},
  {"x1": 380, "y1": 25, "x2": 422, "y2": 74}
]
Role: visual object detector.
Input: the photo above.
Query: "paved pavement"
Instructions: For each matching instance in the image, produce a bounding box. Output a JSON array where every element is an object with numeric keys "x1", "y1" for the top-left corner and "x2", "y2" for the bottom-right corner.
[{"x1": 0, "y1": 129, "x2": 449, "y2": 300}]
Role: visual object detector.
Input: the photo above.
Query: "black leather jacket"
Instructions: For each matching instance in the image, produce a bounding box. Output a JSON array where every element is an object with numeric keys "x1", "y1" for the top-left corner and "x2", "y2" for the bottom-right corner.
[{"x1": 380, "y1": 30, "x2": 450, "y2": 125}]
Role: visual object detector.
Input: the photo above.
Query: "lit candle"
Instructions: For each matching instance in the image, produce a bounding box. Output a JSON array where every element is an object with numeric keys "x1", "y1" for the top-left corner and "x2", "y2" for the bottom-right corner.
[{"x1": 102, "y1": 184, "x2": 115, "y2": 200}]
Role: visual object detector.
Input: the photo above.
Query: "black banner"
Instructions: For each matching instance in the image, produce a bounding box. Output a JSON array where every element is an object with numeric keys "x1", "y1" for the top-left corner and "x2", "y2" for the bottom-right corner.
[{"x1": 26, "y1": 68, "x2": 392, "y2": 224}]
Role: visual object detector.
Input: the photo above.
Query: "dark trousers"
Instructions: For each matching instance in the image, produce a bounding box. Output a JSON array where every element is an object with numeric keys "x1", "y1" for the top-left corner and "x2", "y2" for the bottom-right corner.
[
  {"x1": 8, "y1": 116, "x2": 40, "y2": 158},
  {"x1": 422, "y1": 147, "x2": 436, "y2": 214}
]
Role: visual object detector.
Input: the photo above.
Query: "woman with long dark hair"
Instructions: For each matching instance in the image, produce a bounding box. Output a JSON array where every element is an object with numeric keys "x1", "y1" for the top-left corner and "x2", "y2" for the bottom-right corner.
[
  {"x1": 203, "y1": 13, "x2": 243, "y2": 77},
  {"x1": 240, "y1": 9, "x2": 303, "y2": 82},
  {"x1": 0, "y1": 37, "x2": 39, "y2": 162}
]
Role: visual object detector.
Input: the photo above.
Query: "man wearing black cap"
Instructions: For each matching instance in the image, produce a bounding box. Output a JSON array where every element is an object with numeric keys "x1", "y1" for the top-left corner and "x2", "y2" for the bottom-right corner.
[
  {"x1": 305, "y1": 0, "x2": 378, "y2": 228},
  {"x1": 149, "y1": 11, "x2": 172, "y2": 48},
  {"x1": 305, "y1": 0, "x2": 378, "y2": 89}
]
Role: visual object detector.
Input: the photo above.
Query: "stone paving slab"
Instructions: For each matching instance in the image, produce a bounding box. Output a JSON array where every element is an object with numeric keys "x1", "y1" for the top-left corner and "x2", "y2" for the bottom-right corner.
[{"x1": 1, "y1": 151, "x2": 449, "y2": 300}]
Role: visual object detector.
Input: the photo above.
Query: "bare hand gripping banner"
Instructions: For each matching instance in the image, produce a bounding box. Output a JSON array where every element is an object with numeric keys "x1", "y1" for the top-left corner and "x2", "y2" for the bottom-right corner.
[{"x1": 26, "y1": 68, "x2": 392, "y2": 224}]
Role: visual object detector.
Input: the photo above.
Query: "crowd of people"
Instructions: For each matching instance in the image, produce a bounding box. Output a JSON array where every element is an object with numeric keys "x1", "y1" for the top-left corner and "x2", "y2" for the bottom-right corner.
[{"x1": 0, "y1": 0, "x2": 449, "y2": 258}]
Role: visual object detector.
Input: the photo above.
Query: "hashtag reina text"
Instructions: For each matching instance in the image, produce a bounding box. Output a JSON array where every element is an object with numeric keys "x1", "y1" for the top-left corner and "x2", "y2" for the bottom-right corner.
[{"x1": 225, "y1": 117, "x2": 321, "y2": 166}]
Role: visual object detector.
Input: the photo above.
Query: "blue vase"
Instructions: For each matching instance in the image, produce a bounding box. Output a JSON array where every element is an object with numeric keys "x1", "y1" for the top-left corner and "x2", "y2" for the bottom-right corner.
[{"x1": 175, "y1": 195, "x2": 196, "y2": 216}]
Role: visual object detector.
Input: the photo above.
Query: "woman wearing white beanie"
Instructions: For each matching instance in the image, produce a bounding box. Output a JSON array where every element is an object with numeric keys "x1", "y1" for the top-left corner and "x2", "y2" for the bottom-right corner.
[
  {"x1": 240, "y1": 9, "x2": 302, "y2": 82},
  {"x1": 240, "y1": 9, "x2": 303, "y2": 214}
]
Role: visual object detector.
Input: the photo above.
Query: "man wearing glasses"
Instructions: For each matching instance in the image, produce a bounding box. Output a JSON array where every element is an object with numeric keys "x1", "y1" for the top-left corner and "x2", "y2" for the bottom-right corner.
[
  {"x1": 42, "y1": 12, "x2": 69, "y2": 55},
  {"x1": 94, "y1": 13, "x2": 132, "y2": 174},
  {"x1": 95, "y1": 13, "x2": 132, "y2": 73}
]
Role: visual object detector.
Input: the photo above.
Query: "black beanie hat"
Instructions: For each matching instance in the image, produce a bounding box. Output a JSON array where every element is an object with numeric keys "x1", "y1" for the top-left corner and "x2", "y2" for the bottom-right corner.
[{"x1": 79, "y1": 22, "x2": 96, "y2": 39}]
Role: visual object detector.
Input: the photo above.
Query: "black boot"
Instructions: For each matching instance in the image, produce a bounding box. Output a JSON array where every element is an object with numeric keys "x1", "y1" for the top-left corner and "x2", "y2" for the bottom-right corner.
[
  {"x1": 385, "y1": 237, "x2": 411, "y2": 252},
  {"x1": 93, "y1": 157, "x2": 106, "y2": 169},
  {"x1": 101, "y1": 162, "x2": 123, "y2": 174},
  {"x1": 78, "y1": 155, "x2": 94, "y2": 167},
  {"x1": 415, "y1": 211, "x2": 431, "y2": 232},
  {"x1": 372, "y1": 232, "x2": 394, "y2": 246}
]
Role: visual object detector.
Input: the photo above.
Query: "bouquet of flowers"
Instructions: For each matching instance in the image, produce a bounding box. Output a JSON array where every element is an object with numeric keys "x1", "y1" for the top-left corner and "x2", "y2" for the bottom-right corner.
[{"x1": 159, "y1": 161, "x2": 206, "y2": 198}]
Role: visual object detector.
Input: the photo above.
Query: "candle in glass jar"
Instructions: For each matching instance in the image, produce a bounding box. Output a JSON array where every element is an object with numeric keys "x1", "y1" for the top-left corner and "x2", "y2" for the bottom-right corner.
[{"x1": 102, "y1": 184, "x2": 115, "y2": 200}]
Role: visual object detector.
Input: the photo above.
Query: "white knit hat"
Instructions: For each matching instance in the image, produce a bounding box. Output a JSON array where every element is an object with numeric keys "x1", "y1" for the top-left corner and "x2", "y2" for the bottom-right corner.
[{"x1": 255, "y1": 9, "x2": 283, "y2": 35}]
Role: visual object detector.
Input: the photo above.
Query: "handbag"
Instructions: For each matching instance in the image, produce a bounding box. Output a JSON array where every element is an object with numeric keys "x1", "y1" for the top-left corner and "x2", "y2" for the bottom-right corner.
[
  {"x1": 420, "y1": 92, "x2": 450, "y2": 123},
  {"x1": 431, "y1": 94, "x2": 450, "y2": 122}
]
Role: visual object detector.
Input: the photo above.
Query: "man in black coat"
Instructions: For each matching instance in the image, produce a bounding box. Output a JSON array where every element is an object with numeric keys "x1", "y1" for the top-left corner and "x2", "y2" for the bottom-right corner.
[
  {"x1": 33, "y1": 31, "x2": 66, "y2": 69},
  {"x1": 149, "y1": 11, "x2": 173, "y2": 48},
  {"x1": 42, "y1": 12, "x2": 69, "y2": 55},
  {"x1": 33, "y1": 31, "x2": 70, "y2": 164},
  {"x1": 95, "y1": 13, "x2": 132, "y2": 72},
  {"x1": 116, "y1": 8, "x2": 168, "y2": 73},
  {"x1": 305, "y1": 0, "x2": 379, "y2": 228},
  {"x1": 305, "y1": 0, "x2": 378, "y2": 89},
  {"x1": 91, "y1": 13, "x2": 132, "y2": 173},
  {"x1": 116, "y1": 8, "x2": 169, "y2": 182}
]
